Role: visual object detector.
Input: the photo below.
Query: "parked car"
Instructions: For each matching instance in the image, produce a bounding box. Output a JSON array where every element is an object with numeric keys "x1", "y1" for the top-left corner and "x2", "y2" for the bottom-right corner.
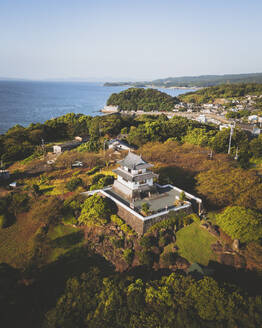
[{"x1": 72, "y1": 161, "x2": 83, "y2": 167}]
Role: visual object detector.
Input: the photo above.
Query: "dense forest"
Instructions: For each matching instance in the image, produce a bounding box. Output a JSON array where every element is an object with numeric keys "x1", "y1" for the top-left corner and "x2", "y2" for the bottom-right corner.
[
  {"x1": 104, "y1": 72, "x2": 262, "y2": 88},
  {"x1": 179, "y1": 83, "x2": 262, "y2": 104},
  {"x1": 106, "y1": 88, "x2": 179, "y2": 112}
]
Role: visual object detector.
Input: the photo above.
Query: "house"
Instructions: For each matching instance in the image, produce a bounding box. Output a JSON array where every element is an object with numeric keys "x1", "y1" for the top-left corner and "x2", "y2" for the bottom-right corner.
[
  {"x1": 85, "y1": 153, "x2": 202, "y2": 234},
  {"x1": 108, "y1": 139, "x2": 135, "y2": 152},
  {"x1": 248, "y1": 115, "x2": 258, "y2": 123},
  {"x1": 219, "y1": 124, "x2": 231, "y2": 131},
  {"x1": 0, "y1": 169, "x2": 10, "y2": 180},
  {"x1": 101, "y1": 105, "x2": 119, "y2": 113},
  {"x1": 252, "y1": 126, "x2": 261, "y2": 136},
  {"x1": 53, "y1": 140, "x2": 82, "y2": 154},
  {"x1": 197, "y1": 115, "x2": 207, "y2": 123},
  {"x1": 203, "y1": 104, "x2": 214, "y2": 109}
]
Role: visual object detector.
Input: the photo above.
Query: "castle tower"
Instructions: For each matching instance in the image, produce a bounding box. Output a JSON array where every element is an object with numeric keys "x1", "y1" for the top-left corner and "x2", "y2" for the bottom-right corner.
[{"x1": 112, "y1": 152, "x2": 158, "y2": 200}]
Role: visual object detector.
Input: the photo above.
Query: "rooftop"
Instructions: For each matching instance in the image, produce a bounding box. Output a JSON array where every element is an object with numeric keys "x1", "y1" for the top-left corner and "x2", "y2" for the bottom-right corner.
[
  {"x1": 106, "y1": 185, "x2": 182, "y2": 213},
  {"x1": 118, "y1": 152, "x2": 153, "y2": 170}
]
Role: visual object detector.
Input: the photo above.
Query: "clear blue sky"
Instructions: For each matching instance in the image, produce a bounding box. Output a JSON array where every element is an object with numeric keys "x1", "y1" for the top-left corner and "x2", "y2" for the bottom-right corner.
[{"x1": 1, "y1": 0, "x2": 262, "y2": 81}]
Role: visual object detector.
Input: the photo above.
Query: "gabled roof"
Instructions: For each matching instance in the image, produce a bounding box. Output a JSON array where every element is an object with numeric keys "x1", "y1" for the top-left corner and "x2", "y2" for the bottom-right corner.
[{"x1": 118, "y1": 152, "x2": 153, "y2": 170}]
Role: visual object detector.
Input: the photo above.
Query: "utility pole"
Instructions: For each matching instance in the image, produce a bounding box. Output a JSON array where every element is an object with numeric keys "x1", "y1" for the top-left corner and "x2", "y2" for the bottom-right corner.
[
  {"x1": 228, "y1": 122, "x2": 235, "y2": 155},
  {"x1": 41, "y1": 138, "x2": 46, "y2": 157},
  {"x1": 234, "y1": 147, "x2": 239, "y2": 160}
]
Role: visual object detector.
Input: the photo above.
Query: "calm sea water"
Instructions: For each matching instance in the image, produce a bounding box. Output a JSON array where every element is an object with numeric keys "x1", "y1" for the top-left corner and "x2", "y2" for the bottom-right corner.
[{"x1": 0, "y1": 81, "x2": 194, "y2": 134}]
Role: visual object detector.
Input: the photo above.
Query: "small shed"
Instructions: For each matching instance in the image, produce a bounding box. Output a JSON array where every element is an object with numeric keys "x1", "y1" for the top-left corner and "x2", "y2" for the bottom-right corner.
[
  {"x1": 53, "y1": 140, "x2": 82, "y2": 154},
  {"x1": 108, "y1": 139, "x2": 134, "y2": 152}
]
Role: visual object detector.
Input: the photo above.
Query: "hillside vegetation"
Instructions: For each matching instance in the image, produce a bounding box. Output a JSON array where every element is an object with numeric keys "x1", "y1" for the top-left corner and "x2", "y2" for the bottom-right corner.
[
  {"x1": 107, "y1": 87, "x2": 179, "y2": 112},
  {"x1": 104, "y1": 72, "x2": 262, "y2": 88},
  {"x1": 179, "y1": 83, "x2": 262, "y2": 104},
  {"x1": 1, "y1": 109, "x2": 262, "y2": 327}
]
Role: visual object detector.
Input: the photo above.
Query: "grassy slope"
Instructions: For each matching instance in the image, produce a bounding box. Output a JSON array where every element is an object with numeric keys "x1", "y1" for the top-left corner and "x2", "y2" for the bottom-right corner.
[
  {"x1": 176, "y1": 222, "x2": 217, "y2": 266},
  {"x1": 46, "y1": 224, "x2": 84, "y2": 263},
  {"x1": 0, "y1": 213, "x2": 42, "y2": 268}
]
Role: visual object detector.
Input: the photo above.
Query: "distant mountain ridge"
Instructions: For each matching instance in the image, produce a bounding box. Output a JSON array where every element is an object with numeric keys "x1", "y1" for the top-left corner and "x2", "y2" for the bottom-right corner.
[{"x1": 104, "y1": 72, "x2": 262, "y2": 88}]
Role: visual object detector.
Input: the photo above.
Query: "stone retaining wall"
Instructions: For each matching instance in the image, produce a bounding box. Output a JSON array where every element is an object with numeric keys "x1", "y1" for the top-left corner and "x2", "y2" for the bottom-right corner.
[
  {"x1": 115, "y1": 202, "x2": 193, "y2": 235},
  {"x1": 142, "y1": 205, "x2": 193, "y2": 234},
  {"x1": 116, "y1": 204, "x2": 144, "y2": 235}
]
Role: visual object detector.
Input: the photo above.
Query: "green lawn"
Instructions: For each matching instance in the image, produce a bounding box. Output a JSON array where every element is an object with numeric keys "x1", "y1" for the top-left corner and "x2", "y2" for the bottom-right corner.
[
  {"x1": 47, "y1": 224, "x2": 85, "y2": 263},
  {"x1": 176, "y1": 222, "x2": 217, "y2": 266}
]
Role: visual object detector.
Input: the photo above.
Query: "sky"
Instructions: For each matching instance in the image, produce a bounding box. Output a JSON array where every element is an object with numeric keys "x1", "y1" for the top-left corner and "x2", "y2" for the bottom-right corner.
[{"x1": 1, "y1": 0, "x2": 262, "y2": 81}]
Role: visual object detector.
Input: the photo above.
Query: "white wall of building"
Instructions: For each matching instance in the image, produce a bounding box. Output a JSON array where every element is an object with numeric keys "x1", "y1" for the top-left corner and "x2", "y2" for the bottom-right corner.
[{"x1": 53, "y1": 145, "x2": 62, "y2": 153}]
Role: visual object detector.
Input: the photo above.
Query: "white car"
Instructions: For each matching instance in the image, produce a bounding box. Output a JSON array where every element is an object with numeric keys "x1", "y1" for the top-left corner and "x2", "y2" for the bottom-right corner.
[{"x1": 72, "y1": 161, "x2": 83, "y2": 167}]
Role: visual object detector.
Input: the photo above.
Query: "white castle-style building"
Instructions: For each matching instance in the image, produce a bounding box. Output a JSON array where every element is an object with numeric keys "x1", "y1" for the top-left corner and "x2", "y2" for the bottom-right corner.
[
  {"x1": 86, "y1": 152, "x2": 202, "y2": 234},
  {"x1": 112, "y1": 152, "x2": 158, "y2": 201}
]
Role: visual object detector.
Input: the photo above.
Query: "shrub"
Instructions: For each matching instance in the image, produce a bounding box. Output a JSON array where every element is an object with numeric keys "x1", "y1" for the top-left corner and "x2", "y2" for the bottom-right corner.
[
  {"x1": 123, "y1": 249, "x2": 134, "y2": 265},
  {"x1": 92, "y1": 174, "x2": 105, "y2": 184},
  {"x1": 216, "y1": 206, "x2": 262, "y2": 243},
  {"x1": 148, "y1": 212, "x2": 187, "y2": 233},
  {"x1": 110, "y1": 214, "x2": 124, "y2": 226},
  {"x1": 158, "y1": 235, "x2": 168, "y2": 248},
  {"x1": 183, "y1": 215, "x2": 193, "y2": 226},
  {"x1": 99, "y1": 175, "x2": 115, "y2": 187},
  {"x1": 110, "y1": 237, "x2": 124, "y2": 248},
  {"x1": 89, "y1": 184, "x2": 100, "y2": 191},
  {"x1": 66, "y1": 177, "x2": 83, "y2": 191},
  {"x1": 0, "y1": 214, "x2": 8, "y2": 229},
  {"x1": 161, "y1": 252, "x2": 177, "y2": 266},
  {"x1": 139, "y1": 235, "x2": 156, "y2": 249},
  {"x1": 138, "y1": 250, "x2": 154, "y2": 267},
  {"x1": 121, "y1": 224, "x2": 132, "y2": 234},
  {"x1": 78, "y1": 194, "x2": 117, "y2": 226},
  {"x1": 179, "y1": 191, "x2": 186, "y2": 201},
  {"x1": 141, "y1": 202, "x2": 150, "y2": 214},
  {"x1": 86, "y1": 166, "x2": 102, "y2": 176}
]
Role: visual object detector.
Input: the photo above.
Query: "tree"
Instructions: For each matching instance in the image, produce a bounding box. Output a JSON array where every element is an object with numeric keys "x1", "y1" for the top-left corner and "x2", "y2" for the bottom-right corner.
[
  {"x1": 123, "y1": 249, "x2": 134, "y2": 265},
  {"x1": 161, "y1": 252, "x2": 177, "y2": 266},
  {"x1": 179, "y1": 191, "x2": 186, "y2": 202},
  {"x1": 250, "y1": 135, "x2": 262, "y2": 158},
  {"x1": 217, "y1": 206, "x2": 262, "y2": 243},
  {"x1": 8, "y1": 192, "x2": 30, "y2": 216},
  {"x1": 66, "y1": 177, "x2": 83, "y2": 191},
  {"x1": 78, "y1": 194, "x2": 117, "y2": 226},
  {"x1": 196, "y1": 164, "x2": 262, "y2": 210}
]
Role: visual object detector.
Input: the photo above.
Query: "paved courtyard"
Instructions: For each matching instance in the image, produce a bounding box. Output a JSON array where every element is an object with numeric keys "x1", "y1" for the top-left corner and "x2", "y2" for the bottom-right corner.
[
  {"x1": 134, "y1": 186, "x2": 181, "y2": 212},
  {"x1": 106, "y1": 186, "x2": 182, "y2": 214}
]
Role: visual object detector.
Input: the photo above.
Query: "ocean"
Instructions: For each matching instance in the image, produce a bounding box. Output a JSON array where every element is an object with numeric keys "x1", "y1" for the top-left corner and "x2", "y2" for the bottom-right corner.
[{"x1": 0, "y1": 81, "x2": 194, "y2": 134}]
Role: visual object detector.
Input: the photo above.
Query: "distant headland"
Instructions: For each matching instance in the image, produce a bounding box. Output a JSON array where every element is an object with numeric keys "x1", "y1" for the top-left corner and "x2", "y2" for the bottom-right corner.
[{"x1": 104, "y1": 72, "x2": 262, "y2": 89}]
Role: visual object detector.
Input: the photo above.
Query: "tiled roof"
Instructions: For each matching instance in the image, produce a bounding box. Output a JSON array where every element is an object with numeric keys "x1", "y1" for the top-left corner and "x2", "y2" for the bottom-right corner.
[{"x1": 118, "y1": 152, "x2": 152, "y2": 170}]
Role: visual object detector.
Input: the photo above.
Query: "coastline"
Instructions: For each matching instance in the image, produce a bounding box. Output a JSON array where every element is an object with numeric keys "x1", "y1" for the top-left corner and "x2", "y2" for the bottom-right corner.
[{"x1": 104, "y1": 83, "x2": 199, "y2": 90}]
